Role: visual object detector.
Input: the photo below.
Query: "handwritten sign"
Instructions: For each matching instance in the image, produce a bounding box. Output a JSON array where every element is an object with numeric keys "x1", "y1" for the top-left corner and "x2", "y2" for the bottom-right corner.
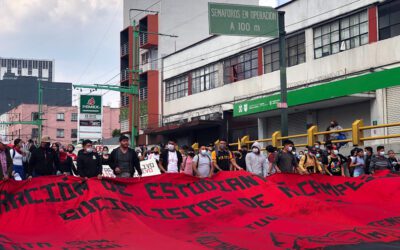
[{"x1": 134, "y1": 158, "x2": 161, "y2": 177}]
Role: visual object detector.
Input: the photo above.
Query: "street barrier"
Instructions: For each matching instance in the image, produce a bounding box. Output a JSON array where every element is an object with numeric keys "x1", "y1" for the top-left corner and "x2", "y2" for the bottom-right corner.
[{"x1": 229, "y1": 119, "x2": 400, "y2": 149}]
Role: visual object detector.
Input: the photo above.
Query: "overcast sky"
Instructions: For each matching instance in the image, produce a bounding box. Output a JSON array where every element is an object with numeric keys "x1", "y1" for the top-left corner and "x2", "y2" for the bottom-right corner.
[
  {"x1": 0, "y1": 0, "x2": 122, "y2": 107},
  {"x1": 0, "y1": 0, "x2": 284, "y2": 108}
]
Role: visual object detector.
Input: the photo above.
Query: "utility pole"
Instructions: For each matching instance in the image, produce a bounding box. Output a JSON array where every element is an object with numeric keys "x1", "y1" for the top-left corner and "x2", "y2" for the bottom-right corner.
[
  {"x1": 130, "y1": 19, "x2": 140, "y2": 147},
  {"x1": 278, "y1": 11, "x2": 288, "y2": 137}
]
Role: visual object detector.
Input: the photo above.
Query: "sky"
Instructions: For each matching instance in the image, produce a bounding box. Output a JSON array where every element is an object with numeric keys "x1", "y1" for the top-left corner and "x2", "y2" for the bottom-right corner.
[{"x1": 0, "y1": 0, "x2": 122, "y2": 107}]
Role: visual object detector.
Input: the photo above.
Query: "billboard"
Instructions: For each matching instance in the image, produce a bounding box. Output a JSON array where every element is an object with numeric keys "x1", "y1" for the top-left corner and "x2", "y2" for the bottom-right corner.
[{"x1": 78, "y1": 95, "x2": 102, "y2": 141}]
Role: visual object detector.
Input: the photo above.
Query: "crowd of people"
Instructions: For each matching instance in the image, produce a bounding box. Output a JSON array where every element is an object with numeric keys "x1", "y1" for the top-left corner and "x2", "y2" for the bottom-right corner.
[{"x1": 0, "y1": 130, "x2": 399, "y2": 181}]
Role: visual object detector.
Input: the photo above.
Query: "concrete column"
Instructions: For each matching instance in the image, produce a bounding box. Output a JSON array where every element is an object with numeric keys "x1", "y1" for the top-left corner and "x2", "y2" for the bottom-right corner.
[{"x1": 257, "y1": 117, "x2": 268, "y2": 148}]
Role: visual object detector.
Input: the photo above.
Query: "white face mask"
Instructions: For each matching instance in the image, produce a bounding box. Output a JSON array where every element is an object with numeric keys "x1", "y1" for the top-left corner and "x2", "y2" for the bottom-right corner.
[
  {"x1": 316, "y1": 153, "x2": 321, "y2": 158},
  {"x1": 304, "y1": 150, "x2": 309, "y2": 154},
  {"x1": 252, "y1": 148, "x2": 259, "y2": 153},
  {"x1": 333, "y1": 150, "x2": 339, "y2": 155},
  {"x1": 364, "y1": 151, "x2": 368, "y2": 156},
  {"x1": 380, "y1": 151, "x2": 385, "y2": 156},
  {"x1": 201, "y1": 150, "x2": 207, "y2": 155},
  {"x1": 287, "y1": 146, "x2": 293, "y2": 152},
  {"x1": 315, "y1": 145, "x2": 320, "y2": 149},
  {"x1": 86, "y1": 147, "x2": 93, "y2": 153},
  {"x1": 167, "y1": 144, "x2": 175, "y2": 151}
]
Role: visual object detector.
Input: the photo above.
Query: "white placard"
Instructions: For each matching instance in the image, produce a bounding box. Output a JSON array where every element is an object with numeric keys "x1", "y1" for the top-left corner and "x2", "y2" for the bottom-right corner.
[
  {"x1": 102, "y1": 165, "x2": 116, "y2": 178},
  {"x1": 134, "y1": 158, "x2": 161, "y2": 177}
]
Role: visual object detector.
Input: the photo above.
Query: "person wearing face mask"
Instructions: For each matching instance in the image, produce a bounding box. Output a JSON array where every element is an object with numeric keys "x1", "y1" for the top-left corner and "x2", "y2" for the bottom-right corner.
[
  {"x1": 245, "y1": 142, "x2": 267, "y2": 177},
  {"x1": 235, "y1": 146, "x2": 248, "y2": 171},
  {"x1": 159, "y1": 139, "x2": 183, "y2": 173},
  {"x1": 10, "y1": 139, "x2": 27, "y2": 180},
  {"x1": 298, "y1": 147, "x2": 322, "y2": 174},
  {"x1": 364, "y1": 147, "x2": 373, "y2": 175},
  {"x1": 388, "y1": 150, "x2": 399, "y2": 172},
  {"x1": 274, "y1": 140, "x2": 298, "y2": 173},
  {"x1": 0, "y1": 141, "x2": 13, "y2": 181},
  {"x1": 349, "y1": 148, "x2": 365, "y2": 177},
  {"x1": 101, "y1": 146, "x2": 111, "y2": 166},
  {"x1": 211, "y1": 138, "x2": 242, "y2": 172},
  {"x1": 57, "y1": 146, "x2": 74, "y2": 176},
  {"x1": 326, "y1": 146, "x2": 346, "y2": 177},
  {"x1": 148, "y1": 146, "x2": 161, "y2": 163},
  {"x1": 181, "y1": 147, "x2": 195, "y2": 176},
  {"x1": 66, "y1": 144, "x2": 77, "y2": 161},
  {"x1": 28, "y1": 136, "x2": 60, "y2": 179},
  {"x1": 369, "y1": 146, "x2": 391, "y2": 174},
  {"x1": 109, "y1": 135, "x2": 142, "y2": 178},
  {"x1": 77, "y1": 140, "x2": 102, "y2": 179},
  {"x1": 193, "y1": 145, "x2": 213, "y2": 178}
]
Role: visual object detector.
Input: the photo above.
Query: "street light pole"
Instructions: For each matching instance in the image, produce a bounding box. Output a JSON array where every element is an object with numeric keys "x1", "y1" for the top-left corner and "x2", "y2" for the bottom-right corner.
[
  {"x1": 278, "y1": 11, "x2": 288, "y2": 137},
  {"x1": 38, "y1": 80, "x2": 43, "y2": 144}
]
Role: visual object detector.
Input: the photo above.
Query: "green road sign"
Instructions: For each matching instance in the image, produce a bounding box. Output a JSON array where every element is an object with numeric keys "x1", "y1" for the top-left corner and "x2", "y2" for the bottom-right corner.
[
  {"x1": 208, "y1": 2, "x2": 278, "y2": 37},
  {"x1": 80, "y1": 95, "x2": 102, "y2": 114}
]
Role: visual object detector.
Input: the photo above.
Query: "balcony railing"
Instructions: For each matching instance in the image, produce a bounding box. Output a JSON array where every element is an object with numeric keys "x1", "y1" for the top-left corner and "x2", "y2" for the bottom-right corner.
[
  {"x1": 121, "y1": 69, "x2": 129, "y2": 82},
  {"x1": 120, "y1": 119, "x2": 129, "y2": 133},
  {"x1": 121, "y1": 94, "x2": 129, "y2": 107},
  {"x1": 140, "y1": 61, "x2": 158, "y2": 72},
  {"x1": 139, "y1": 33, "x2": 148, "y2": 47},
  {"x1": 139, "y1": 87, "x2": 148, "y2": 101},
  {"x1": 121, "y1": 43, "x2": 129, "y2": 57}
]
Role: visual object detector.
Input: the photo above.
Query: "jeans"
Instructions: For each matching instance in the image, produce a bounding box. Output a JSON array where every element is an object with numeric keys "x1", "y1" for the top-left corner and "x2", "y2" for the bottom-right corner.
[
  {"x1": 13, "y1": 165, "x2": 25, "y2": 180},
  {"x1": 353, "y1": 166, "x2": 364, "y2": 177}
]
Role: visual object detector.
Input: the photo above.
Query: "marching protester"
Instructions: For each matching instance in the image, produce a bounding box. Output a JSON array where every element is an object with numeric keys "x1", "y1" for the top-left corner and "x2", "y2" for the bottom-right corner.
[
  {"x1": 266, "y1": 145, "x2": 279, "y2": 175},
  {"x1": 147, "y1": 146, "x2": 160, "y2": 163},
  {"x1": 159, "y1": 139, "x2": 183, "y2": 173},
  {"x1": 235, "y1": 145, "x2": 248, "y2": 171},
  {"x1": 388, "y1": 150, "x2": 399, "y2": 172},
  {"x1": 57, "y1": 145, "x2": 74, "y2": 176},
  {"x1": 77, "y1": 140, "x2": 102, "y2": 179},
  {"x1": 101, "y1": 146, "x2": 112, "y2": 166},
  {"x1": 206, "y1": 143, "x2": 214, "y2": 157},
  {"x1": 10, "y1": 139, "x2": 26, "y2": 180},
  {"x1": 211, "y1": 138, "x2": 242, "y2": 172},
  {"x1": 245, "y1": 142, "x2": 267, "y2": 177},
  {"x1": 66, "y1": 144, "x2": 77, "y2": 161},
  {"x1": 325, "y1": 146, "x2": 346, "y2": 177},
  {"x1": 28, "y1": 136, "x2": 59, "y2": 179},
  {"x1": 109, "y1": 135, "x2": 142, "y2": 178},
  {"x1": 349, "y1": 148, "x2": 365, "y2": 177},
  {"x1": 0, "y1": 141, "x2": 13, "y2": 180},
  {"x1": 369, "y1": 146, "x2": 391, "y2": 174},
  {"x1": 192, "y1": 145, "x2": 213, "y2": 178},
  {"x1": 181, "y1": 147, "x2": 195, "y2": 176},
  {"x1": 274, "y1": 140, "x2": 300, "y2": 174},
  {"x1": 298, "y1": 146, "x2": 323, "y2": 174},
  {"x1": 364, "y1": 146, "x2": 373, "y2": 175}
]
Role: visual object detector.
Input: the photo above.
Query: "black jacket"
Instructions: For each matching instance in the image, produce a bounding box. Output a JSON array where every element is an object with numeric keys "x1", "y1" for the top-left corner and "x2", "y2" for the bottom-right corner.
[
  {"x1": 28, "y1": 147, "x2": 59, "y2": 176},
  {"x1": 109, "y1": 147, "x2": 142, "y2": 177},
  {"x1": 58, "y1": 156, "x2": 74, "y2": 173},
  {"x1": 160, "y1": 150, "x2": 183, "y2": 172},
  {"x1": 77, "y1": 152, "x2": 102, "y2": 178}
]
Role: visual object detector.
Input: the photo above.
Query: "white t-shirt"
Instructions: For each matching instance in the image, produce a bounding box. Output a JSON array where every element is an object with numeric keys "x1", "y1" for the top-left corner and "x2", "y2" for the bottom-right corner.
[
  {"x1": 167, "y1": 151, "x2": 179, "y2": 173},
  {"x1": 193, "y1": 154, "x2": 211, "y2": 177},
  {"x1": 10, "y1": 149, "x2": 24, "y2": 166}
]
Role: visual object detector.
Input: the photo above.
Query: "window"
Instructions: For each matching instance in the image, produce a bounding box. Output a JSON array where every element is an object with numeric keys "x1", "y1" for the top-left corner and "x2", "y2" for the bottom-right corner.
[
  {"x1": 263, "y1": 32, "x2": 306, "y2": 73},
  {"x1": 140, "y1": 115, "x2": 148, "y2": 129},
  {"x1": 71, "y1": 129, "x2": 77, "y2": 139},
  {"x1": 31, "y1": 128, "x2": 39, "y2": 138},
  {"x1": 56, "y1": 113, "x2": 65, "y2": 121},
  {"x1": 57, "y1": 129, "x2": 65, "y2": 138},
  {"x1": 314, "y1": 10, "x2": 368, "y2": 59},
  {"x1": 141, "y1": 52, "x2": 149, "y2": 65},
  {"x1": 192, "y1": 64, "x2": 219, "y2": 94},
  {"x1": 224, "y1": 49, "x2": 258, "y2": 84},
  {"x1": 165, "y1": 75, "x2": 189, "y2": 101},
  {"x1": 31, "y1": 112, "x2": 39, "y2": 121},
  {"x1": 139, "y1": 87, "x2": 148, "y2": 101},
  {"x1": 379, "y1": 1, "x2": 400, "y2": 40},
  {"x1": 71, "y1": 113, "x2": 78, "y2": 122},
  {"x1": 1, "y1": 59, "x2": 6, "y2": 67},
  {"x1": 22, "y1": 60, "x2": 27, "y2": 68},
  {"x1": 33, "y1": 61, "x2": 37, "y2": 69}
]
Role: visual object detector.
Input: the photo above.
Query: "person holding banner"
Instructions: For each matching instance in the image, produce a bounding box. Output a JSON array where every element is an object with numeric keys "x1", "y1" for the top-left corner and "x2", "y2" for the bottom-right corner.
[
  {"x1": 192, "y1": 145, "x2": 213, "y2": 178},
  {"x1": 28, "y1": 136, "x2": 59, "y2": 179},
  {"x1": 0, "y1": 141, "x2": 13, "y2": 180},
  {"x1": 57, "y1": 146, "x2": 74, "y2": 176},
  {"x1": 77, "y1": 140, "x2": 102, "y2": 179},
  {"x1": 109, "y1": 135, "x2": 142, "y2": 178},
  {"x1": 159, "y1": 139, "x2": 183, "y2": 173},
  {"x1": 211, "y1": 138, "x2": 242, "y2": 172}
]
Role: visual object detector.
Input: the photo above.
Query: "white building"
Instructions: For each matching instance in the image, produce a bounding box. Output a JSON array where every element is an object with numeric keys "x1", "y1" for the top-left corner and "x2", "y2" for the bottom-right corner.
[
  {"x1": 0, "y1": 57, "x2": 54, "y2": 81},
  {"x1": 121, "y1": 0, "x2": 259, "y2": 145},
  {"x1": 145, "y1": 0, "x2": 400, "y2": 149}
]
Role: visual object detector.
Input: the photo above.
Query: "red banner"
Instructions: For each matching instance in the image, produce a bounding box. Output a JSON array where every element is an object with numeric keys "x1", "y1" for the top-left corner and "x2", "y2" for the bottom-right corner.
[{"x1": 0, "y1": 171, "x2": 400, "y2": 249}]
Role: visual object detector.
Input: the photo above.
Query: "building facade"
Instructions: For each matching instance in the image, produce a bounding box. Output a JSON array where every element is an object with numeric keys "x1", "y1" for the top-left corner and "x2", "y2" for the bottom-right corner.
[
  {"x1": 138, "y1": 0, "x2": 400, "y2": 148},
  {"x1": 0, "y1": 104, "x2": 120, "y2": 145},
  {"x1": 0, "y1": 57, "x2": 54, "y2": 81},
  {"x1": 121, "y1": 0, "x2": 259, "y2": 145}
]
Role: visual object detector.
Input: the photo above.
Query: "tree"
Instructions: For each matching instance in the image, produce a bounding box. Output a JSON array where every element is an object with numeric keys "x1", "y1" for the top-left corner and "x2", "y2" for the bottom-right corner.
[{"x1": 112, "y1": 129, "x2": 121, "y2": 138}]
